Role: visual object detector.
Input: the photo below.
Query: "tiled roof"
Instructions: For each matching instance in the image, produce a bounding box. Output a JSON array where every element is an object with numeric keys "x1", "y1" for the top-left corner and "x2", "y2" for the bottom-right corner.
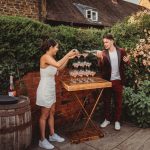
[{"x1": 46, "y1": 0, "x2": 145, "y2": 27}]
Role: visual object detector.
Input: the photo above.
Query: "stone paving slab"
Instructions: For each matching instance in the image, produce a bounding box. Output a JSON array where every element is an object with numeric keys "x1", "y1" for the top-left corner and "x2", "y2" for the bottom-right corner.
[
  {"x1": 28, "y1": 122, "x2": 150, "y2": 150},
  {"x1": 117, "y1": 128, "x2": 150, "y2": 150},
  {"x1": 85, "y1": 123, "x2": 140, "y2": 150}
]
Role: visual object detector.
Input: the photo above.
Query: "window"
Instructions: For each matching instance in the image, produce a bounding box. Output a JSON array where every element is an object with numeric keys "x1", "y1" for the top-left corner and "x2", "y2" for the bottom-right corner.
[
  {"x1": 86, "y1": 9, "x2": 98, "y2": 21},
  {"x1": 92, "y1": 11, "x2": 98, "y2": 21},
  {"x1": 86, "y1": 10, "x2": 92, "y2": 19}
]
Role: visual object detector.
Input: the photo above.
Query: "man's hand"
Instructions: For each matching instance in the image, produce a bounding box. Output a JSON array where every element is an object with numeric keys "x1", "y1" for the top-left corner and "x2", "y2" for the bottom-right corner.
[
  {"x1": 123, "y1": 55, "x2": 130, "y2": 63},
  {"x1": 96, "y1": 51, "x2": 103, "y2": 60}
]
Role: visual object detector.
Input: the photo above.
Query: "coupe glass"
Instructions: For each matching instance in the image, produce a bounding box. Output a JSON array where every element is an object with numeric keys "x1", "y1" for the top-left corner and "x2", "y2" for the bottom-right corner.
[
  {"x1": 89, "y1": 71, "x2": 96, "y2": 82},
  {"x1": 82, "y1": 53, "x2": 88, "y2": 59},
  {"x1": 84, "y1": 69, "x2": 90, "y2": 83},
  {"x1": 69, "y1": 70, "x2": 77, "y2": 83}
]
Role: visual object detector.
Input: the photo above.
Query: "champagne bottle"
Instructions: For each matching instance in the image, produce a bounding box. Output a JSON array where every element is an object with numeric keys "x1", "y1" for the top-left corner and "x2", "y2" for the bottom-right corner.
[{"x1": 8, "y1": 75, "x2": 16, "y2": 97}]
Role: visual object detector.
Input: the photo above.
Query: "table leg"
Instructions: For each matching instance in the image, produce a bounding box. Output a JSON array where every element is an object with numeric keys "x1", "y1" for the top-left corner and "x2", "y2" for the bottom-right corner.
[
  {"x1": 83, "y1": 89, "x2": 104, "y2": 131},
  {"x1": 73, "y1": 93, "x2": 98, "y2": 131},
  {"x1": 72, "y1": 92, "x2": 91, "y2": 127}
]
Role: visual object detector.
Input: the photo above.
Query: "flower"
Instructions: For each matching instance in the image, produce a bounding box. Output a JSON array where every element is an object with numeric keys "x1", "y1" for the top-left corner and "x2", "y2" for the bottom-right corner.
[
  {"x1": 142, "y1": 60, "x2": 147, "y2": 66},
  {"x1": 136, "y1": 45, "x2": 140, "y2": 49},
  {"x1": 144, "y1": 29, "x2": 147, "y2": 33},
  {"x1": 139, "y1": 39, "x2": 145, "y2": 43},
  {"x1": 147, "y1": 37, "x2": 150, "y2": 43},
  {"x1": 135, "y1": 58, "x2": 138, "y2": 62},
  {"x1": 133, "y1": 52, "x2": 137, "y2": 58},
  {"x1": 139, "y1": 51, "x2": 144, "y2": 55}
]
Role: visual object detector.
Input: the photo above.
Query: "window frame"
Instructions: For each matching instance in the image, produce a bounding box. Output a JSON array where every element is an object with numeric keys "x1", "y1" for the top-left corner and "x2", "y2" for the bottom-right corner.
[{"x1": 86, "y1": 9, "x2": 98, "y2": 21}]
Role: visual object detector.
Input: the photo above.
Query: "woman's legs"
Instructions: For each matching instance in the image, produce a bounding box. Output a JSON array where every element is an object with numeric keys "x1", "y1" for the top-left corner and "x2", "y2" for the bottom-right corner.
[
  {"x1": 39, "y1": 107, "x2": 50, "y2": 140},
  {"x1": 48, "y1": 103, "x2": 55, "y2": 135},
  {"x1": 48, "y1": 103, "x2": 65, "y2": 142}
]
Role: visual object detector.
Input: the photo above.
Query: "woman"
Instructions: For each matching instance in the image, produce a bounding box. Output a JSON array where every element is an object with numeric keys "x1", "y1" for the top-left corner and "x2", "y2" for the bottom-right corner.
[{"x1": 36, "y1": 39, "x2": 78, "y2": 149}]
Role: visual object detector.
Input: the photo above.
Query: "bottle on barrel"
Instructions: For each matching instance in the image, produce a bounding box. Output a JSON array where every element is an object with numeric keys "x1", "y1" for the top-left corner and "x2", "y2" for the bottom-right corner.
[{"x1": 8, "y1": 75, "x2": 16, "y2": 97}]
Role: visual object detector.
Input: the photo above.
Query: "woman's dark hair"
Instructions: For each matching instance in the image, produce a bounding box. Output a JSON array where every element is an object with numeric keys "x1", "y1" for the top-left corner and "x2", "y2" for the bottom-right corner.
[
  {"x1": 40, "y1": 39, "x2": 58, "y2": 52},
  {"x1": 103, "y1": 34, "x2": 114, "y2": 41}
]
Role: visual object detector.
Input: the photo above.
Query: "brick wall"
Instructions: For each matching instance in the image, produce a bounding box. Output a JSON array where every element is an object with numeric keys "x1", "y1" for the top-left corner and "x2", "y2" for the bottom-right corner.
[
  {"x1": 15, "y1": 70, "x2": 98, "y2": 141},
  {"x1": 0, "y1": 0, "x2": 40, "y2": 20},
  {"x1": 16, "y1": 70, "x2": 97, "y2": 126}
]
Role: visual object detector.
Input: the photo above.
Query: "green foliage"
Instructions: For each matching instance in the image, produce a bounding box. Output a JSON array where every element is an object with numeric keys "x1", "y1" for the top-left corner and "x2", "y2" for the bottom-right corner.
[
  {"x1": 111, "y1": 20, "x2": 140, "y2": 49},
  {"x1": 111, "y1": 12, "x2": 150, "y2": 87},
  {"x1": 123, "y1": 80, "x2": 150, "y2": 128},
  {"x1": 0, "y1": 16, "x2": 52, "y2": 91},
  {"x1": 111, "y1": 12, "x2": 150, "y2": 49},
  {"x1": 0, "y1": 16, "x2": 103, "y2": 92},
  {"x1": 52, "y1": 26, "x2": 103, "y2": 59}
]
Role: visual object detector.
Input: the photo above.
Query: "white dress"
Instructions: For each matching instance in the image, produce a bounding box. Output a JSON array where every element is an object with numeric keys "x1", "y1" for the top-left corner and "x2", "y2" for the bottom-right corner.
[{"x1": 36, "y1": 66, "x2": 57, "y2": 108}]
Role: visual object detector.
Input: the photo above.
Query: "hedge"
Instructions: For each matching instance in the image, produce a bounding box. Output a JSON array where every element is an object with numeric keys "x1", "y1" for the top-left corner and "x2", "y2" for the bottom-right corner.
[{"x1": 0, "y1": 16, "x2": 103, "y2": 91}]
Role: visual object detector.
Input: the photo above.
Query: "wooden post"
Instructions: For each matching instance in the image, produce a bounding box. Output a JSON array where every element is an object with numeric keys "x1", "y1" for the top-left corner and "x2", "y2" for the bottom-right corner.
[{"x1": 41, "y1": 0, "x2": 47, "y2": 20}]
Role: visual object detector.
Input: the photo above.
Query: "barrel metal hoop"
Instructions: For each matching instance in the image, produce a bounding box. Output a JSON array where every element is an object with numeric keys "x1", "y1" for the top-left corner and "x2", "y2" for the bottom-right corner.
[
  {"x1": 0, "y1": 120, "x2": 32, "y2": 134},
  {"x1": 0, "y1": 106, "x2": 31, "y2": 116}
]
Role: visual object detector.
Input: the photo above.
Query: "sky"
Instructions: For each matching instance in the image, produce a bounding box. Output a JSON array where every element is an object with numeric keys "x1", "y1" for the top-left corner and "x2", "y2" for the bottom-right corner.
[{"x1": 124, "y1": 0, "x2": 140, "y2": 4}]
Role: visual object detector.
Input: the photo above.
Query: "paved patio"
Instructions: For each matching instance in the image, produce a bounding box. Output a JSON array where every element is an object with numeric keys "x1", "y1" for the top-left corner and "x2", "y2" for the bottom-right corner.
[{"x1": 29, "y1": 122, "x2": 150, "y2": 150}]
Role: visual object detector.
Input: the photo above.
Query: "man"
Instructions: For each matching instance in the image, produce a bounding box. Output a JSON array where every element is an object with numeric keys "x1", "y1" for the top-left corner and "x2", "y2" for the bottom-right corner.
[{"x1": 96, "y1": 34, "x2": 130, "y2": 130}]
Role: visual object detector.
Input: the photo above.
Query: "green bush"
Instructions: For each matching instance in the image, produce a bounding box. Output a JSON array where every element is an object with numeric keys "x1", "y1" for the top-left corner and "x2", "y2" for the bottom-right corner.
[
  {"x1": 111, "y1": 11, "x2": 150, "y2": 49},
  {"x1": 123, "y1": 80, "x2": 150, "y2": 128},
  {"x1": 0, "y1": 16, "x2": 103, "y2": 92},
  {"x1": 0, "y1": 16, "x2": 53, "y2": 91},
  {"x1": 111, "y1": 11, "x2": 150, "y2": 87}
]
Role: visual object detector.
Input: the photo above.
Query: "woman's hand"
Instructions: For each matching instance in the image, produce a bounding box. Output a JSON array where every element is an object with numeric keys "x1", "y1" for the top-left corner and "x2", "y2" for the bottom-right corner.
[
  {"x1": 67, "y1": 49, "x2": 79, "y2": 59},
  {"x1": 96, "y1": 50, "x2": 103, "y2": 60}
]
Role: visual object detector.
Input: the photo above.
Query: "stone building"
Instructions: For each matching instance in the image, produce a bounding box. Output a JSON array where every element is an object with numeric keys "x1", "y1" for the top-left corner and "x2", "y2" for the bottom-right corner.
[
  {"x1": 139, "y1": 0, "x2": 150, "y2": 9},
  {"x1": 0, "y1": 0, "x2": 46, "y2": 21}
]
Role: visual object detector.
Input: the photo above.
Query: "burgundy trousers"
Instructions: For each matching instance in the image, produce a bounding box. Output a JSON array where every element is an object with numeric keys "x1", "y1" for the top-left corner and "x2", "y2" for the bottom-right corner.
[{"x1": 102, "y1": 80, "x2": 123, "y2": 121}]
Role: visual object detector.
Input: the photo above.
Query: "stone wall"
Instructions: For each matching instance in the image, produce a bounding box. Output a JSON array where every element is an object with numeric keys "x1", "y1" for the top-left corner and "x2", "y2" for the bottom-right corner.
[
  {"x1": 139, "y1": 0, "x2": 150, "y2": 9},
  {"x1": 0, "y1": 0, "x2": 40, "y2": 20}
]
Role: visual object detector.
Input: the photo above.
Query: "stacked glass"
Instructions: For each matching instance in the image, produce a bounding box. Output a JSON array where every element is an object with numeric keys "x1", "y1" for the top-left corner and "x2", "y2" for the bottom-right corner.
[{"x1": 69, "y1": 53, "x2": 96, "y2": 83}]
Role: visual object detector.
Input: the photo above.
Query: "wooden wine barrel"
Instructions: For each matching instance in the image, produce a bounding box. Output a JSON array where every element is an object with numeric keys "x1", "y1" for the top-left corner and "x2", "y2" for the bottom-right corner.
[{"x1": 0, "y1": 96, "x2": 32, "y2": 150}]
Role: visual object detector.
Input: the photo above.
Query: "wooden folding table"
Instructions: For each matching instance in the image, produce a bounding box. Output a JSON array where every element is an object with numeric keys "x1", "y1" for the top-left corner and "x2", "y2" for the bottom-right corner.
[{"x1": 61, "y1": 77, "x2": 112, "y2": 143}]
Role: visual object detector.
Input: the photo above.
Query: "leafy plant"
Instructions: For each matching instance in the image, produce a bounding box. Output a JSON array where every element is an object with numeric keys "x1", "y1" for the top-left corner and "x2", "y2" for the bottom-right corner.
[{"x1": 123, "y1": 80, "x2": 150, "y2": 128}]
